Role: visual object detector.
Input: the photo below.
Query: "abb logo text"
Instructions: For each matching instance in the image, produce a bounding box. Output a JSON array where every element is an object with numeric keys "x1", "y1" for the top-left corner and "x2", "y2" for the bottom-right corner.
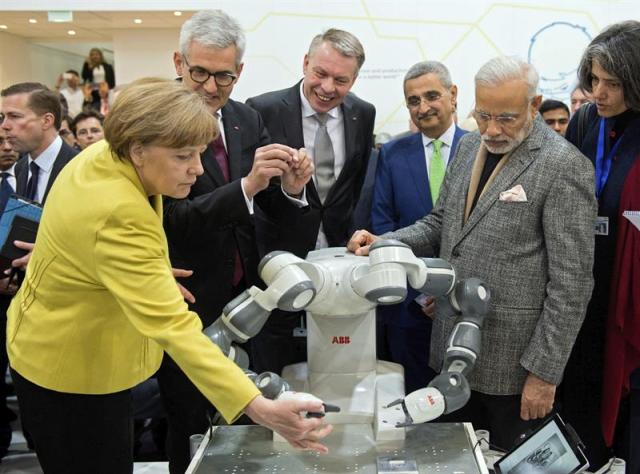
[{"x1": 331, "y1": 336, "x2": 351, "y2": 344}]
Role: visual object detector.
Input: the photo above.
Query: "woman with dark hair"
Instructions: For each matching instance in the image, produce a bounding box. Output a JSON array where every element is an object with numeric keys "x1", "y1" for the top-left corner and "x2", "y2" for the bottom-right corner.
[
  {"x1": 561, "y1": 20, "x2": 640, "y2": 472},
  {"x1": 7, "y1": 79, "x2": 331, "y2": 473},
  {"x1": 81, "y1": 47, "x2": 115, "y2": 89}
]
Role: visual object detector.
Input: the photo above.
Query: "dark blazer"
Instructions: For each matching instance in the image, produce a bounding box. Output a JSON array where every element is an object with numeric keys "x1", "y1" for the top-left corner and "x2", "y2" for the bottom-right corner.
[
  {"x1": 163, "y1": 98, "x2": 298, "y2": 327},
  {"x1": 372, "y1": 127, "x2": 466, "y2": 329},
  {"x1": 81, "y1": 61, "x2": 115, "y2": 89},
  {"x1": 15, "y1": 140, "x2": 77, "y2": 205},
  {"x1": 351, "y1": 147, "x2": 379, "y2": 232},
  {"x1": 247, "y1": 81, "x2": 376, "y2": 257},
  {"x1": 372, "y1": 127, "x2": 466, "y2": 234}
]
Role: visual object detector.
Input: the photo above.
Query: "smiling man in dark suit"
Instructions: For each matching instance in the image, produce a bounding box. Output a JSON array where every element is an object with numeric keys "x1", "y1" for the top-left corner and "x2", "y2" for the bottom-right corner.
[
  {"x1": 246, "y1": 28, "x2": 376, "y2": 374},
  {"x1": 349, "y1": 56, "x2": 596, "y2": 450},
  {"x1": 371, "y1": 60, "x2": 466, "y2": 395},
  {"x1": 161, "y1": 10, "x2": 313, "y2": 473}
]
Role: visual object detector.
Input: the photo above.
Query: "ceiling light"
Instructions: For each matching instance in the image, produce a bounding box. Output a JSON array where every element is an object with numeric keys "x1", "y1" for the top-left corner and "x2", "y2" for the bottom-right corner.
[
  {"x1": 48, "y1": 11, "x2": 73, "y2": 23},
  {"x1": 0, "y1": 25, "x2": 7, "y2": 30},
  {"x1": 29, "y1": 18, "x2": 38, "y2": 24},
  {"x1": 133, "y1": 18, "x2": 143, "y2": 24},
  {"x1": 67, "y1": 30, "x2": 76, "y2": 35},
  {"x1": 174, "y1": 11, "x2": 182, "y2": 16}
]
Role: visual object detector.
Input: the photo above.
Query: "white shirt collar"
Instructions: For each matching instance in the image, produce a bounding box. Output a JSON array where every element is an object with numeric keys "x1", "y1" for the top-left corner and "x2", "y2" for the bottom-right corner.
[
  {"x1": 2, "y1": 164, "x2": 16, "y2": 177},
  {"x1": 422, "y1": 121, "x2": 456, "y2": 149},
  {"x1": 299, "y1": 81, "x2": 340, "y2": 119},
  {"x1": 28, "y1": 135, "x2": 62, "y2": 173}
]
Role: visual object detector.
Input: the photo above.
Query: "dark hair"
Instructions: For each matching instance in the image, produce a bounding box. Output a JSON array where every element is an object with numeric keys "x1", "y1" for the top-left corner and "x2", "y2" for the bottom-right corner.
[
  {"x1": 1, "y1": 82, "x2": 62, "y2": 129},
  {"x1": 539, "y1": 99, "x2": 569, "y2": 116},
  {"x1": 577, "y1": 20, "x2": 640, "y2": 111},
  {"x1": 65, "y1": 69, "x2": 80, "y2": 77},
  {"x1": 71, "y1": 110, "x2": 104, "y2": 135}
]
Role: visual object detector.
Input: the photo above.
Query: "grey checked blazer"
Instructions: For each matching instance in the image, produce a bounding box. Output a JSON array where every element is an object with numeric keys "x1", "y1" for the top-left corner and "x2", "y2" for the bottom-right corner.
[{"x1": 386, "y1": 115, "x2": 596, "y2": 395}]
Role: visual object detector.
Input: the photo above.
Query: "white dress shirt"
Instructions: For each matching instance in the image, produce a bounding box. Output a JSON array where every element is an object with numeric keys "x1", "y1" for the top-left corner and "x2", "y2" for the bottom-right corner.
[
  {"x1": 4, "y1": 164, "x2": 17, "y2": 192},
  {"x1": 422, "y1": 121, "x2": 457, "y2": 177},
  {"x1": 27, "y1": 135, "x2": 62, "y2": 204},
  {"x1": 299, "y1": 82, "x2": 345, "y2": 249}
]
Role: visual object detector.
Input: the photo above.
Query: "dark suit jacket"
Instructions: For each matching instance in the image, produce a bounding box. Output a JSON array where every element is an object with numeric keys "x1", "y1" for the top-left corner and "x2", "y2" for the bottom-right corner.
[
  {"x1": 371, "y1": 127, "x2": 466, "y2": 329},
  {"x1": 247, "y1": 81, "x2": 376, "y2": 257},
  {"x1": 163, "y1": 98, "x2": 298, "y2": 327},
  {"x1": 372, "y1": 127, "x2": 466, "y2": 234},
  {"x1": 15, "y1": 140, "x2": 77, "y2": 204},
  {"x1": 351, "y1": 147, "x2": 379, "y2": 232}
]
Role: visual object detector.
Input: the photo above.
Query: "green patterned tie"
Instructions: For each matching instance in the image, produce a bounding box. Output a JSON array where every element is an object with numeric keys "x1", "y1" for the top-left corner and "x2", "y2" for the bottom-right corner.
[{"x1": 429, "y1": 139, "x2": 445, "y2": 204}]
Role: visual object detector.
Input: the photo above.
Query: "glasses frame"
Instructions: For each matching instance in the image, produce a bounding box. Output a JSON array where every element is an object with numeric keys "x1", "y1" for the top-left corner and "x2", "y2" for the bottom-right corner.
[
  {"x1": 473, "y1": 109, "x2": 522, "y2": 127},
  {"x1": 182, "y1": 56, "x2": 237, "y2": 87}
]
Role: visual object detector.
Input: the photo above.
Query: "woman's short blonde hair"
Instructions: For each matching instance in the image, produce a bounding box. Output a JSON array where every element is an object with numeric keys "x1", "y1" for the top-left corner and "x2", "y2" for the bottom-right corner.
[{"x1": 104, "y1": 78, "x2": 217, "y2": 161}]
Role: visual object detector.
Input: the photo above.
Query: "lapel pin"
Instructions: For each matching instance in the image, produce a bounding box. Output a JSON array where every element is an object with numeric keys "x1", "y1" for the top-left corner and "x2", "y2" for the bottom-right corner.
[
  {"x1": 233, "y1": 125, "x2": 240, "y2": 130},
  {"x1": 352, "y1": 116, "x2": 357, "y2": 121}
]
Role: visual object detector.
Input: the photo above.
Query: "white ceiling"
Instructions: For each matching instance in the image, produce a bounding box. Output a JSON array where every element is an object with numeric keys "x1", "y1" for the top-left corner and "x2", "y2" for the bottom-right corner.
[{"x1": 0, "y1": 10, "x2": 194, "y2": 41}]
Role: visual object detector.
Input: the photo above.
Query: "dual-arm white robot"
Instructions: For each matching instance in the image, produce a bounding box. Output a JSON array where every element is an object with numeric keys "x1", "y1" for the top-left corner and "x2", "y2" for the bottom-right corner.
[{"x1": 204, "y1": 240, "x2": 490, "y2": 436}]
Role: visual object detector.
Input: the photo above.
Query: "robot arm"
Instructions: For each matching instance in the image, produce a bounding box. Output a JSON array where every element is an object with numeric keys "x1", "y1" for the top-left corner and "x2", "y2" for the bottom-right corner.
[
  {"x1": 366, "y1": 240, "x2": 490, "y2": 426},
  {"x1": 204, "y1": 251, "x2": 316, "y2": 367},
  {"x1": 246, "y1": 370, "x2": 340, "y2": 418}
]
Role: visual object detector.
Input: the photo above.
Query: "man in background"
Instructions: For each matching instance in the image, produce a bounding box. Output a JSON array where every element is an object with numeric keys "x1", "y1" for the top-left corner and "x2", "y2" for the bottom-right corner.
[
  {"x1": 72, "y1": 110, "x2": 104, "y2": 150},
  {"x1": 539, "y1": 99, "x2": 570, "y2": 136},
  {"x1": 0, "y1": 128, "x2": 19, "y2": 460},
  {"x1": 371, "y1": 60, "x2": 466, "y2": 393},
  {"x1": 570, "y1": 85, "x2": 592, "y2": 115},
  {"x1": 161, "y1": 10, "x2": 312, "y2": 473},
  {"x1": 55, "y1": 70, "x2": 83, "y2": 118}
]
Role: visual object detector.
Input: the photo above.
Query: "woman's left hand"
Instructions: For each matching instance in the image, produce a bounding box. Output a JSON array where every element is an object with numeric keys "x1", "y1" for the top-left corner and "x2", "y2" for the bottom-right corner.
[{"x1": 172, "y1": 268, "x2": 195, "y2": 304}]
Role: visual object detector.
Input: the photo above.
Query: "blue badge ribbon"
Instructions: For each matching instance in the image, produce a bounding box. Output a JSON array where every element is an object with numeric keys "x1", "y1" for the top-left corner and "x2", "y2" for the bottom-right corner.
[{"x1": 595, "y1": 117, "x2": 624, "y2": 198}]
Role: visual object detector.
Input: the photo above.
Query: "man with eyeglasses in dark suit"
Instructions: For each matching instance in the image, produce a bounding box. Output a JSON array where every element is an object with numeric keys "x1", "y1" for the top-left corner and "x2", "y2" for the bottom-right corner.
[{"x1": 161, "y1": 10, "x2": 314, "y2": 473}]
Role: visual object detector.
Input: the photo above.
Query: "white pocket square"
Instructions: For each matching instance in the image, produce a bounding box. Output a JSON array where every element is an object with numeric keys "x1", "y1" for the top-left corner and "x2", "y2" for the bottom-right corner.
[{"x1": 499, "y1": 184, "x2": 527, "y2": 202}]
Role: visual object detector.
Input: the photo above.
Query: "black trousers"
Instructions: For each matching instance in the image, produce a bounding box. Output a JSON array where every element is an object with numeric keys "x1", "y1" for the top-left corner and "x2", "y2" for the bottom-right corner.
[
  {"x1": 11, "y1": 369, "x2": 133, "y2": 474},
  {"x1": 440, "y1": 389, "x2": 551, "y2": 451}
]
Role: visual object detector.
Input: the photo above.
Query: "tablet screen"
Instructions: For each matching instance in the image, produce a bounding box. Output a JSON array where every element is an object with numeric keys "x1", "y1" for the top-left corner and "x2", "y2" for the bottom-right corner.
[{"x1": 494, "y1": 414, "x2": 589, "y2": 474}]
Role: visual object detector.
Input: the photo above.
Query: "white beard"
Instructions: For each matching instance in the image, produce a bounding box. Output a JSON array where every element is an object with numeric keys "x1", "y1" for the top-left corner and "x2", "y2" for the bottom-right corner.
[{"x1": 482, "y1": 114, "x2": 534, "y2": 154}]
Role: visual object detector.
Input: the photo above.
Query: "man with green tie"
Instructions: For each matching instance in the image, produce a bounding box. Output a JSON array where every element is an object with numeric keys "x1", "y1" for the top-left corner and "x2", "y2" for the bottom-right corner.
[{"x1": 370, "y1": 60, "x2": 466, "y2": 393}]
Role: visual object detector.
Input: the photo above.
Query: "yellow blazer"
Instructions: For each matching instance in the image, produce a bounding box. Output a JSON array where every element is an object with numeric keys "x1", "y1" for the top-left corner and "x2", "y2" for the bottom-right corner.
[{"x1": 7, "y1": 141, "x2": 260, "y2": 423}]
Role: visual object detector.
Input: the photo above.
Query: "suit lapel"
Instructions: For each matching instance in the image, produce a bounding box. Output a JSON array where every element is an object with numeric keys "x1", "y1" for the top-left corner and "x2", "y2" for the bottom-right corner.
[
  {"x1": 222, "y1": 103, "x2": 243, "y2": 181},
  {"x1": 324, "y1": 96, "x2": 360, "y2": 207},
  {"x1": 15, "y1": 156, "x2": 28, "y2": 196},
  {"x1": 405, "y1": 133, "x2": 432, "y2": 213},
  {"x1": 453, "y1": 121, "x2": 543, "y2": 247},
  {"x1": 42, "y1": 142, "x2": 72, "y2": 204},
  {"x1": 282, "y1": 85, "x2": 306, "y2": 150},
  {"x1": 451, "y1": 126, "x2": 465, "y2": 156}
]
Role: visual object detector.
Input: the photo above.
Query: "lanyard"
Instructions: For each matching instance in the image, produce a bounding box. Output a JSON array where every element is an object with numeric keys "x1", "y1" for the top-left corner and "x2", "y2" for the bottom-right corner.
[{"x1": 595, "y1": 117, "x2": 624, "y2": 198}]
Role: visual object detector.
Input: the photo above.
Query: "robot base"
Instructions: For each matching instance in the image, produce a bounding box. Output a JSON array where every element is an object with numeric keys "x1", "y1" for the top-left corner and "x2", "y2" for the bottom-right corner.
[{"x1": 278, "y1": 360, "x2": 407, "y2": 442}]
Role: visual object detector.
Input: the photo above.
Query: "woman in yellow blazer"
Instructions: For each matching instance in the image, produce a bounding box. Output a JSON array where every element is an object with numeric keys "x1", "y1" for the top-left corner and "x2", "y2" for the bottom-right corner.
[{"x1": 6, "y1": 79, "x2": 331, "y2": 473}]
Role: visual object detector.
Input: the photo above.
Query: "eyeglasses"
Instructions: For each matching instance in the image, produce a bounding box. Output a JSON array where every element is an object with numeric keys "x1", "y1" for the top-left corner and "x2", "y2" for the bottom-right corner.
[
  {"x1": 406, "y1": 92, "x2": 445, "y2": 108},
  {"x1": 183, "y1": 56, "x2": 237, "y2": 87},
  {"x1": 473, "y1": 110, "x2": 520, "y2": 126}
]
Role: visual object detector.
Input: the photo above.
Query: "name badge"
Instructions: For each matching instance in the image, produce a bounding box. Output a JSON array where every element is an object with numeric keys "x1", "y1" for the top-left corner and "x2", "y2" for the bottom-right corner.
[{"x1": 595, "y1": 216, "x2": 609, "y2": 236}]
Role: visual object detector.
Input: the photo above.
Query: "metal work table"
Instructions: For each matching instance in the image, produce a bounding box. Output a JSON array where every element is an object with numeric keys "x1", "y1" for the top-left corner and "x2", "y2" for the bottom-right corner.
[{"x1": 188, "y1": 423, "x2": 488, "y2": 473}]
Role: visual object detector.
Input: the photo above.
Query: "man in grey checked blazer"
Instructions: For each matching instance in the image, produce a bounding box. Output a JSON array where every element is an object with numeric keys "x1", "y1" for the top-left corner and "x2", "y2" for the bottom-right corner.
[{"x1": 349, "y1": 56, "x2": 596, "y2": 449}]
